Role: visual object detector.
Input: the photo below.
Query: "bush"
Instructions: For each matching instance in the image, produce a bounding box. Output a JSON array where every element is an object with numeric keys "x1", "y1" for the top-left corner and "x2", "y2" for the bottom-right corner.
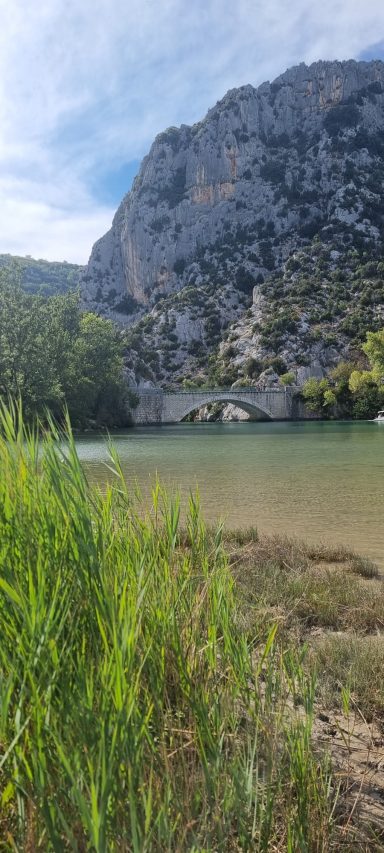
[
  {"x1": 244, "y1": 357, "x2": 262, "y2": 379},
  {"x1": 260, "y1": 160, "x2": 286, "y2": 184},
  {"x1": 173, "y1": 257, "x2": 187, "y2": 275},
  {"x1": 323, "y1": 103, "x2": 360, "y2": 137},
  {"x1": 264, "y1": 356, "x2": 287, "y2": 375},
  {"x1": 280, "y1": 371, "x2": 295, "y2": 386}
]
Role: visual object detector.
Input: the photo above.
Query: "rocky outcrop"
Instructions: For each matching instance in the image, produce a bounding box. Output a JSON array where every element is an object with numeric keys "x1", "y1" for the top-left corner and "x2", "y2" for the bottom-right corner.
[{"x1": 81, "y1": 59, "x2": 384, "y2": 388}]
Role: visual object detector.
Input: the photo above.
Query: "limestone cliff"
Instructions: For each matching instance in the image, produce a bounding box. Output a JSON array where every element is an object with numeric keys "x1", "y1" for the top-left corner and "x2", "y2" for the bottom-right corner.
[{"x1": 81, "y1": 59, "x2": 384, "y2": 388}]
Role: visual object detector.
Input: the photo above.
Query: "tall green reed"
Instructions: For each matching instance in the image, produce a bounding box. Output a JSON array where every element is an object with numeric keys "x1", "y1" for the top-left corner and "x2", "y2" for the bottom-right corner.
[{"x1": 0, "y1": 402, "x2": 336, "y2": 850}]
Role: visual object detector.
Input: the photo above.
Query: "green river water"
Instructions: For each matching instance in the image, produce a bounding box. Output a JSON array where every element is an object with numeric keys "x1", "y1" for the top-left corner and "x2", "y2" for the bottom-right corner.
[{"x1": 75, "y1": 420, "x2": 384, "y2": 566}]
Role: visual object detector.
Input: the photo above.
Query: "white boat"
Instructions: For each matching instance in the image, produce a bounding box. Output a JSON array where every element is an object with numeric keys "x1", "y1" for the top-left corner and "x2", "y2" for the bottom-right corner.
[{"x1": 373, "y1": 410, "x2": 384, "y2": 421}]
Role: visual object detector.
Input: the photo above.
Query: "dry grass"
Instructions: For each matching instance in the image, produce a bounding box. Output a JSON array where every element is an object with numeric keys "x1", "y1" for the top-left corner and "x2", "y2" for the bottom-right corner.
[
  {"x1": 305, "y1": 542, "x2": 379, "y2": 579},
  {"x1": 228, "y1": 529, "x2": 384, "y2": 714},
  {"x1": 229, "y1": 534, "x2": 384, "y2": 635},
  {"x1": 310, "y1": 633, "x2": 384, "y2": 721},
  {"x1": 226, "y1": 529, "x2": 384, "y2": 845}
]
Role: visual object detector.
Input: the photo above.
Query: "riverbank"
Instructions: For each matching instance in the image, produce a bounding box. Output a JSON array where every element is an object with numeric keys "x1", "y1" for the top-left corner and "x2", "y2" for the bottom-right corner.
[{"x1": 0, "y1": 408, "x2": 383, "y2": 849}]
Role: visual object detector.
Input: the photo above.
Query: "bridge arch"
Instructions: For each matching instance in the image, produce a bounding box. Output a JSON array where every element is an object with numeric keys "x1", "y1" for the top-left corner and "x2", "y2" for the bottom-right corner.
[{"x1": 174, "y1": 394, "x2": 274, "y2": 422}]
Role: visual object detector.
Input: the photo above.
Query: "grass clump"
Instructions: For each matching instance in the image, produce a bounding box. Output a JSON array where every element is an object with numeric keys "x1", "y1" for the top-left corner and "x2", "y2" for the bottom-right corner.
[
  {"x1": 309, "y1": 634, "x2": 384, "y2": 721},
  {"x1": 223, "y1": 525, "x2": 259, "y2": 546},
  {"x1": 230, "y1": 535, "x2": 384, "y2": 635},
  {"x1": 305, "y1": 543, "x2": 379, "y2": 579},
  {"x1": 0, "y1": 403, "x2": 338, "y2": 851}
]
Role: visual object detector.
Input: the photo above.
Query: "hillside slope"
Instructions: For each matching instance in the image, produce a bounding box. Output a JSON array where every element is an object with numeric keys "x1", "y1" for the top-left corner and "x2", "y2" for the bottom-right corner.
[{"x1": 0, "y1": 255, "x2": 82, "y2": 296}]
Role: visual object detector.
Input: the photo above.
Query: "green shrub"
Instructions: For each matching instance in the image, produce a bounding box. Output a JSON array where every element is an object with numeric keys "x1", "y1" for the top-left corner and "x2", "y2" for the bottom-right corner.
[{"x1": 280, "y1": 371, "x2": 295, "y2": 386}]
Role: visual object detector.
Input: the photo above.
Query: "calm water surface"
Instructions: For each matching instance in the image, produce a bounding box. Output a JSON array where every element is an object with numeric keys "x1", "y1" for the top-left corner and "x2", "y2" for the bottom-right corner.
[{"x1": 75, "y1": 421, "x2": 384, "y2": 566}]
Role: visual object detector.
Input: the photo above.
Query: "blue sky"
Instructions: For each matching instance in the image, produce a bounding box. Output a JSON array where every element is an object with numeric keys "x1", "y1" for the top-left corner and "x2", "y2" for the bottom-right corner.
[{"x1": 0, "y1": 0, "x2": 383, "y2": 263}]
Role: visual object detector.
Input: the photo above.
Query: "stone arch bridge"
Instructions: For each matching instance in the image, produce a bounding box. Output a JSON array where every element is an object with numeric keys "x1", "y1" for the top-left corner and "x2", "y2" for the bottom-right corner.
[{"x1": 132, "y1": 387, "x2": 303, "y2": 424}]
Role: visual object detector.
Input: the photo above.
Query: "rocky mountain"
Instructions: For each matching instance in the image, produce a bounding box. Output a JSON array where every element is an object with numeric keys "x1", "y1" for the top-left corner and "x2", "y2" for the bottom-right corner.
[
  {"x1": 81, "y1": 59, "x2": 384, "y2": 390},
  {"x1": 0, "y1": 254, "x2": 82, "y2": 296}
]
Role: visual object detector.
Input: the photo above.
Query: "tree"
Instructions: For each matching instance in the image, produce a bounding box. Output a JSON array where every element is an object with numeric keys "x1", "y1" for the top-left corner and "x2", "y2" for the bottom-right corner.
[
  {"x1": 0, "y1": 275, "x2": 63, "y2": 418},
  {"x1": 302, "y1": 378, "x2": 330, "y2": 414},
  {"x1": 323, "y1": 388, "x2": 337, "y2": 408},
  {"x1": 0, "y1": 269, "x2": 128, "y2": 426},
  {"x1": 352, "y1": 383, "x2": 384, "y2": 419},
  {"x1": 349, "y1": 369, "x2": 374, "y2": 394},
  {"x1": 362, "y1": 329, "x2": 384, "y2": 376},
  {"x1": 348, "y1": 329, "x2": 384, "y2": 418},
  {"x1": 62, "y1": 313, "x2": 128, "y2": 427},
  {"x1": 328, "y1": 361, "x2": 354, "y2": 415}
]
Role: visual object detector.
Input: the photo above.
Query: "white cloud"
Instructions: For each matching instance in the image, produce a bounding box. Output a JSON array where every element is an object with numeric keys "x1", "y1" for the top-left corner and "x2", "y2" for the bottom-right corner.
[
  {"x1": 0, "y1": 198, "x2": 114, "y2": 264},
  {"x1": 0, "y1": 0, "x2": 383, "y2": 262},
  {"x1": 0, "y1": 169, "x2": 114, "y2": 262}
]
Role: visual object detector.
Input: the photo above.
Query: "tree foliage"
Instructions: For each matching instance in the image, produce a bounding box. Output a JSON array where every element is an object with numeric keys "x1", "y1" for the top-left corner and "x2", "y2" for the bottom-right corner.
[
  {"x1": 362, "y1": 329, "x2": 384, "y2": 376},
  {"x1": 0, "y1": 271, "x2": 129, "y2": 426},
  {"x1": 302, "y1": 378, "x2": 334, "y2": 414},
  {"x1": 302, "y1": 332, "x2": 384, "y2": 420}
]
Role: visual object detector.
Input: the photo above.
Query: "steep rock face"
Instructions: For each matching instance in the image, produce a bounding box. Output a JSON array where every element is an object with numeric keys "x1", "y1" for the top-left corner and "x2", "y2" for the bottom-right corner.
[{"x1": 82, "y1": 59, "x2": 384, "y2": 388}]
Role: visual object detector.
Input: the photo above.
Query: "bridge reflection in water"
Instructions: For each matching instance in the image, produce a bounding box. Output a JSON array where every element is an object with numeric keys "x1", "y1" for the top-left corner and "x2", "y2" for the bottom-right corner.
[{"x1": 131, "y1": 387, "x2": 305, "y2": 424}]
